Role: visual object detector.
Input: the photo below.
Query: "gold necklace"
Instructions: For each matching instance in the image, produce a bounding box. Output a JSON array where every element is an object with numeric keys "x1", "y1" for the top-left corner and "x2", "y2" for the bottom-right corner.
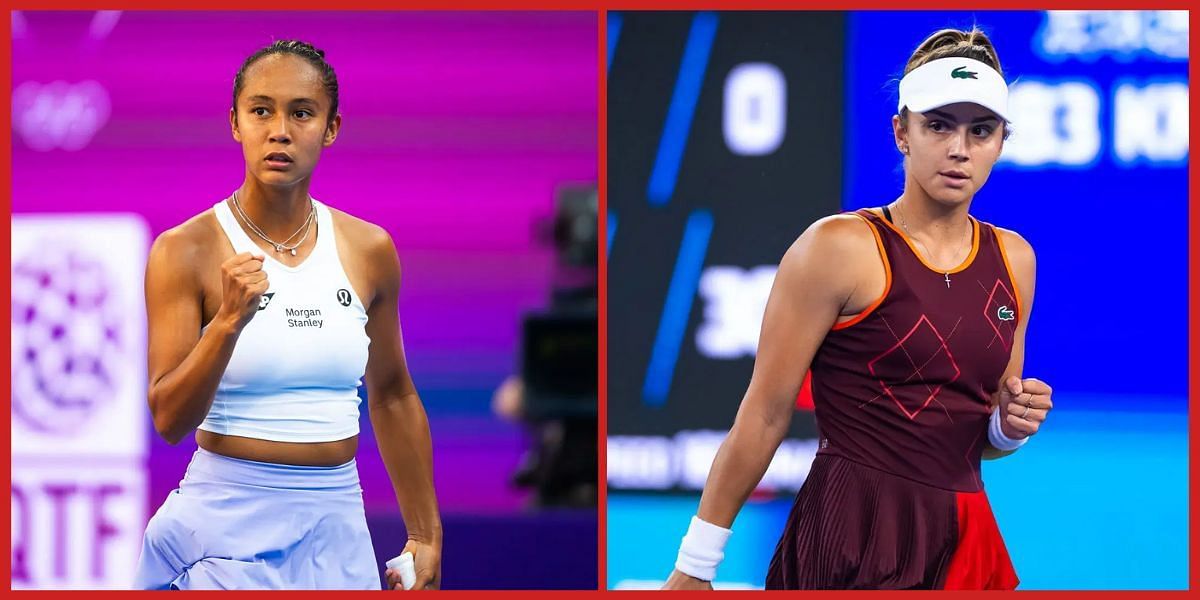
[
  {"x1": 895, "y1": 201, "x2": 971, "y2": 289},
  {"x1": 231, "y1": 190, "x2": 315, "y2": 256}
]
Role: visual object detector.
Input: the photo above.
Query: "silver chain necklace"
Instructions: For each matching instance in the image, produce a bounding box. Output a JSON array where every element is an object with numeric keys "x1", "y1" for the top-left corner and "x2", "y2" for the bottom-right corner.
[
  {"x1": 895, "y1": 201, "x2": 971, "y2": 289},
  {"x1": 231, "y1": 190, "x2": 315, "y2": 256}
]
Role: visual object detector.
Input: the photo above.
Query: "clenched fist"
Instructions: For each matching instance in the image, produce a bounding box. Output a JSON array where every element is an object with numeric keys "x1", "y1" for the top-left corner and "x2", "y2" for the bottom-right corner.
[
  {"x1": 214, "y1": 252, "x2": 269, "y2": 331},
  {"x1": 997, "y1": 375, "x2": 1053, "y2": 440},
  {"x1": 385, "y1": 539, "x2": 441, "y2": 590}
]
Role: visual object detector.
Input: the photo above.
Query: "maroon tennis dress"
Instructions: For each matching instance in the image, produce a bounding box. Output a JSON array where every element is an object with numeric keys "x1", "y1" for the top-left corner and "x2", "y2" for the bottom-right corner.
[{"x1": 764, "y1": 207, "x2": 1022, "y2": 590}]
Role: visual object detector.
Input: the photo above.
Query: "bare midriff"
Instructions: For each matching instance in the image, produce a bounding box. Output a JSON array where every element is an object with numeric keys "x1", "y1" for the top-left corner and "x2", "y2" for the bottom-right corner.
[{"x1": 196, "y1": 430, "x2": 358, "y2": 466}]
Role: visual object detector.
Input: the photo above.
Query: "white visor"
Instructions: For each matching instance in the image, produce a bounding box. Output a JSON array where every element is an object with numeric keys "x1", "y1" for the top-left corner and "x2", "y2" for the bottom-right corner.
[{"x1": 898, "y1": 57, "x2": 1011, "y2": 123}]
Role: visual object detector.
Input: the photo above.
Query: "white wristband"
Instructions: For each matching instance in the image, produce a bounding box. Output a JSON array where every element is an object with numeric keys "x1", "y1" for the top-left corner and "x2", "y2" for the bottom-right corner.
[
  {"x1": 674, "y1": 516, "x2": 732, "y2": 582},
  {"x1": 988, "y1": 407, "x2": 1028, "y2": 451}
]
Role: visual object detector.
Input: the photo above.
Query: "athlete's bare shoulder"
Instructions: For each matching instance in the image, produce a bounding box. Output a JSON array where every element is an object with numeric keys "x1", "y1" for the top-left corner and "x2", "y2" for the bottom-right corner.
[
  {"x1": 993, "y1": 226, "x2": 1035, "y2": 285},
  {"x1": 782, "y1": 212, "x2": 879, "y2": 271},
  {"x1": 774, "y1": 211, "x2": 883, "y2": 308},
  {"x1": 325, "y1": 205, "x2": 400, "y2": 308},
  {"x1": 806, "y1": 211, "x2": 877, "y2": 249},
  {"x1": 144, "y1": 208, "x2": 228, "y2": 309},
  {"x1": 148, "y1": 209, "x2": 223, "y2": 271},
  {"x1": 325, "y1": 205, "x2": 395, "y2": 261},
  {"x1": 993, "y1": 226, "x2": 1034, "y2": 261}
]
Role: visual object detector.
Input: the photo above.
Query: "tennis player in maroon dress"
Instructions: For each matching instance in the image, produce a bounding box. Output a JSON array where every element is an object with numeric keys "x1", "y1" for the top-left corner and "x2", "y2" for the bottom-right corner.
[{"x1": 663, "y1": 28, "x2": 1053, "y2": 590}]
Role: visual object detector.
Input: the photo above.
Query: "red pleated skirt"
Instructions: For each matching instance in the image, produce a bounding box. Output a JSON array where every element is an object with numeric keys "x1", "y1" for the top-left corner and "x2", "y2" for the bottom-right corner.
[{"x1": 765, "y1": 454, "x2": 1018, "y2": 590}]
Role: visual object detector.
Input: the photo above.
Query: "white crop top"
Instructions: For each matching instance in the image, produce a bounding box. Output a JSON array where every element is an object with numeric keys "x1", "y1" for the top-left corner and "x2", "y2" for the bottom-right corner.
[{"x1": 198, "y1": 197, "x2": 370, "y2": 443}]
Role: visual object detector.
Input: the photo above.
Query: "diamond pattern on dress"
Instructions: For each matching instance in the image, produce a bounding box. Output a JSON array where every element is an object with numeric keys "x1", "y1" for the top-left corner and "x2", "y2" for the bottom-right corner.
[
  {"x1": 868, "y1": 314, "x2": 960, "y2": 420},
  {"x1": 983, "y1": 279, "x2": 1018, "y2": 351}
]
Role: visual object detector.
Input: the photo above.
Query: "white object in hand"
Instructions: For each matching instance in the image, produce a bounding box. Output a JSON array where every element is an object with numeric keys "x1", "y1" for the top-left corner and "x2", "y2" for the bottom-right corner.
[{"x1": 386, "y1": 551, "x2": 417, "y2": 590}]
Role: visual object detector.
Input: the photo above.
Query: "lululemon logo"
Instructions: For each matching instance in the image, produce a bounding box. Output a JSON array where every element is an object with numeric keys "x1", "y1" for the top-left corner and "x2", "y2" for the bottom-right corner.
[
  {"x1": 997, "y1": 305, "x2": 1015, "y2": 321},
  {"x1": 258, "y1": 292, "x2": 275, "y2": 311},
  {"x1": 336, "y1": 289, "x2": 352, "y2": 307}
]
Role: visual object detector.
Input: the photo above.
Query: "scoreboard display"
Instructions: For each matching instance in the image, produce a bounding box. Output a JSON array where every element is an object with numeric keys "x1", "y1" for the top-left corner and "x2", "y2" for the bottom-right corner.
[
  {"x1": 606, "y1": 10, "x2": 1189, "y2": 495},
  {"x1": 607, "y1": 12, "x2": 846, "y2": 493}
]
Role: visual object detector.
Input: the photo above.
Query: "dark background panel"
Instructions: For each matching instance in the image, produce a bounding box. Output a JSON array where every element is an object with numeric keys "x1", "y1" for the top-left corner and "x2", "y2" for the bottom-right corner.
[{"x1": 608, "y1": 12, "x2": 845, "y2": 441}]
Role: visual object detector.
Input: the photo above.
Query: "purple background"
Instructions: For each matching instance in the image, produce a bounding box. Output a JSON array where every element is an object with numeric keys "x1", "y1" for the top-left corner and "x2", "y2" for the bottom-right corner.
[{"x1": 12, "y1": 11, "x2": 597, "y2": 517}]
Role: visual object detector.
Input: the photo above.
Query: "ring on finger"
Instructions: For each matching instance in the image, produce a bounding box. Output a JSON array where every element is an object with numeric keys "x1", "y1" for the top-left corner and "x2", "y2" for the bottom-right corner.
[{"x1": 1020, "y1": 405, "x2": 1030, "y2": 419}]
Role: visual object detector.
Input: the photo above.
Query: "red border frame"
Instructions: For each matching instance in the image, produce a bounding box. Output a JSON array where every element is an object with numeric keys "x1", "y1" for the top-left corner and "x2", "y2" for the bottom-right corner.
[
  {"x1": 4, "y1": 3, "x2": 13, "y2": 591},
  {"x1": 597, "y1": 8, "x2": 610, "y2": 593},
  {"x1": 3, "y1": 3, "x2": 1197, "y2": 596}
]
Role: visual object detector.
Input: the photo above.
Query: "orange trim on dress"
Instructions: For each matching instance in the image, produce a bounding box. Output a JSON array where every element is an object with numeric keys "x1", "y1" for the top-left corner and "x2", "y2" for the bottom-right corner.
[
  {"x1": 993, "y1": 226, "x2": 1022, "y2": 323},
  {"x1": 871, "y1": 208, "x2": 980, "y2": 275},
  {"x1": 832, "y1": 212, "x2": 892, "y2": 331}
]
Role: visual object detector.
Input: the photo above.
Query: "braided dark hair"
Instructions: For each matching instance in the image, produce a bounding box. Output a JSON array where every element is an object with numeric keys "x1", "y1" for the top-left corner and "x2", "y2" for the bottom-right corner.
[{"x1": 232, "y1": 40, "x2": 339, "y2": 126}]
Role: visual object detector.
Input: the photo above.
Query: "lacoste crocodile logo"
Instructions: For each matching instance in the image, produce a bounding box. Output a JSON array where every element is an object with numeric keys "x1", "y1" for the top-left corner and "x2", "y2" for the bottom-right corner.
[
  {"x1": 951, "y1": 66, "x2": 978, "y2": 80},
  {"x1": 997, "y1": 305, "x2": 1015, "y2": 321}
]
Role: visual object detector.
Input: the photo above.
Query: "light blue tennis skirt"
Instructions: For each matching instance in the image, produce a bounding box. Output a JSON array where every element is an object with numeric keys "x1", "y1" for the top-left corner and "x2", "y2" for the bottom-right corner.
[{"x1": 134, "y1": 447, "x2": 380, "y2": 590}]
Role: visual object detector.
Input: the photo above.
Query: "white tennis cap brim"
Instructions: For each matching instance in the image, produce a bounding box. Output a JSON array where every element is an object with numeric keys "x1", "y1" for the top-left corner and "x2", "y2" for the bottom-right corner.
[{"x1": 898, "y1": 57, "x2": 1011, "y2": 123}]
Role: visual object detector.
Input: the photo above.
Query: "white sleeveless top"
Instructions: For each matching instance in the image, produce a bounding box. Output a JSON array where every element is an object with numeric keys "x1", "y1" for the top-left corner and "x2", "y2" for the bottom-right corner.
[{"x1": 197, "y1": 198, "x2": 370, "y2": 443}]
